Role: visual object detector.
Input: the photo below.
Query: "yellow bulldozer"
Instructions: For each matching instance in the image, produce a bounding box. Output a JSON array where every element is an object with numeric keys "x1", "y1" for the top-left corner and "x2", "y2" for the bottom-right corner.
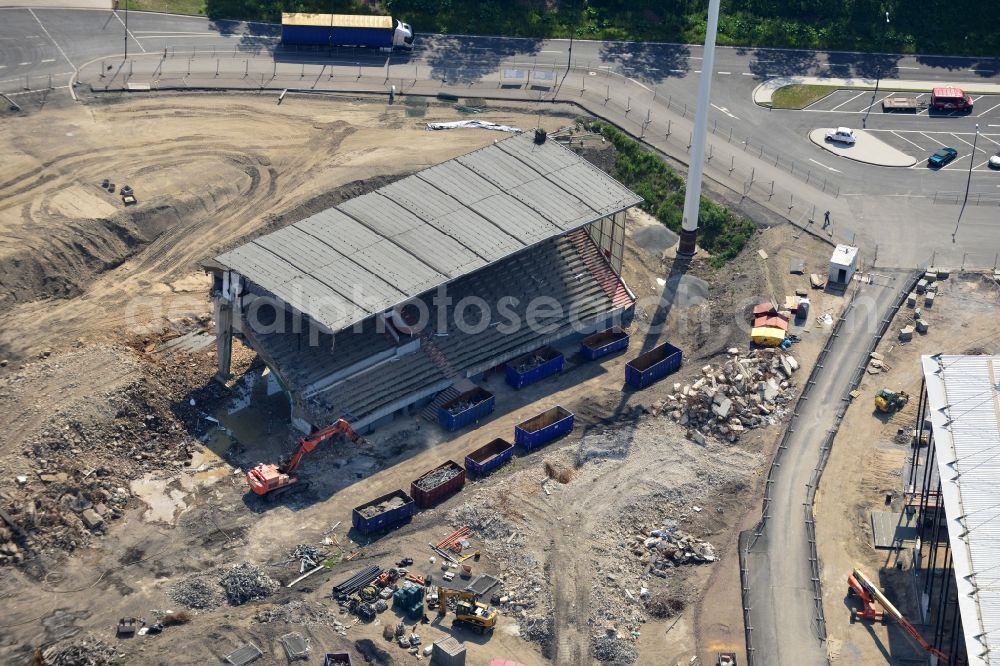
[
  {"x1": 875, "y1": 389, "x2": 909, "y2": 414},
  {"x1": 430, "y1": 586, "x2": 497, "y2": 634}
]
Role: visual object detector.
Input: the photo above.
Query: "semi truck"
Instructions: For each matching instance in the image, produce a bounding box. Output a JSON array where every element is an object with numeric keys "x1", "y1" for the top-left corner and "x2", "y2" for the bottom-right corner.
[{"x1": 281, "y1": 13, "x2": 414, "y2": 50}]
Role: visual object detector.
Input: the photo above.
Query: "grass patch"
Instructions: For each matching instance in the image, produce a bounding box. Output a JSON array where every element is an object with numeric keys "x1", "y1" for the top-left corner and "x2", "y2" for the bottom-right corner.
[
  {"x1": 769, "y1": 84, "x2": 837, "y2": 110},
  {"x1": 587, "y1": 121, "x2": 755, "y2": 268},
  {"x1": 127, "y1": 0, "x2": 206, "y2": 15}
]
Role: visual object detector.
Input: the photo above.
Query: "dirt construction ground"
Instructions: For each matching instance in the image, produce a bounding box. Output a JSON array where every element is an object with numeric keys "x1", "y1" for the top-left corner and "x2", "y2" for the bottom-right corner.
[
  {"x1": 815, "y1": 272, "x2": 1000, "y2": 664},
  {"x1": 0, "y1": 91, "x2": 849, "y2": 666}
]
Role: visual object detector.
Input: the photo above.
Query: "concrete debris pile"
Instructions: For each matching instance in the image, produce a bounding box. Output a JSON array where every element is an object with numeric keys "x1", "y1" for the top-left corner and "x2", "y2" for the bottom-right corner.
[
  {"x1": 0, "y1": 345, "x2": 232, "y2": 565},
  {"x1": 414, "y1": 465, "x2": 461, "y2": 491},
  {"x1": 448, "y1": 493, "x2": 551, "y2": 649},
  {"x1": 515, "y1": 353, "x2": 548, "y2": 373},
  {"x1": 592, "y1": 635, "x2": 639, "y2": 664},
  {"x1": 654, "y1": 348, "x2": 799, "y2": 443},
  {"x1": 358, "y1": 495, "x2": 406, "y2": 519},
  {"x1": 445, "y1": 400, "x2": 475, "y2": 415},
  {"x1": 44, "y1": 635, "x2": 121, "y2": 665},
  {"x1": 641, "y1": 521, "x2": 716, "y2": 566},
  {"x1": 255, "y1": 600, "x2": 342, "y2": 626},
  {"x1": 291, "y1": 543, "x2": 321, "y2": 569},
  {"x1": 170, "y1": 576, "x2": 222, "y2": 610},
  {"x1": 220, "y1": 562, "x2": 280, "y2": 605}
]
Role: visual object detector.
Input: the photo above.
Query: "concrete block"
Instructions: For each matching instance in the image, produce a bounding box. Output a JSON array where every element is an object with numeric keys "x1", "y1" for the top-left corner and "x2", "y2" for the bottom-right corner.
[
  {"x1": 916, "y1": 319, "x2": 929, "y2": 334},
  {"x1": 81, "y1": 508, "x2": 104, "y2": 530},
  {"x1": 906, "y1": 293, "x2": 917, "y2": 307},
  {"x1": 916, "y1": 279, "x2": 927, "y2": 294},
  {"x1": 924, "y1": 292, "x2": 935, "y2": 308},
  {"x1": 899, "y1": 326, "x2": 914, "y2": 342}
]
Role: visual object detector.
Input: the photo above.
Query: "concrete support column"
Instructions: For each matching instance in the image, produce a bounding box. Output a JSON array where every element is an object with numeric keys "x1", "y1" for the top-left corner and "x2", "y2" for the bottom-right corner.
[{"x1": 214, "y1": 298, "x2": 233, "y2": 382}]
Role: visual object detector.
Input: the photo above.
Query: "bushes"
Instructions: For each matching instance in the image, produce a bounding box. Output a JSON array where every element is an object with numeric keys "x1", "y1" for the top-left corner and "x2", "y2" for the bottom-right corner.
[{"x1": 589, "y1": 122, "x2": 755, "y2": 268}]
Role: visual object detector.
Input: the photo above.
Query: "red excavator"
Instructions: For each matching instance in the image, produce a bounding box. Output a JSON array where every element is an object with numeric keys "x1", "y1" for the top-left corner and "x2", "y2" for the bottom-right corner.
[
  {"x1": 848, "y1": 566, "x2": 948, "y2": 663},
  {"x1": 246, "y1": 419, "x2": 366, "y2": 498}
]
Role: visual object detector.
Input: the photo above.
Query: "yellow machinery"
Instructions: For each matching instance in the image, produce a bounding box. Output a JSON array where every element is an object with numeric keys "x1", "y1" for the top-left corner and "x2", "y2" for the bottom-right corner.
[
  {"x1": 433, "y1": 586, "x2": 497, "y2": 633},
  {"x1": 875, "y1": 389, "x2": 909, "y2": 413}
]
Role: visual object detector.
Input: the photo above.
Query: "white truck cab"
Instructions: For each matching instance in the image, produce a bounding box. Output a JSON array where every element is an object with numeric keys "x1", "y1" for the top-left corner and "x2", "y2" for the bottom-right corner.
[{"x1": 393, "y1": 20, "x2": 414, "y2": 49}]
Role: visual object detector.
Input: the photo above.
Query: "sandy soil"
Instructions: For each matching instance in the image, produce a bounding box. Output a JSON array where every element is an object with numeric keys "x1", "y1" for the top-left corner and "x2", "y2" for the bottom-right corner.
[
  {"x1": 0, "y1": 92, "x2": 849, "y2": 666},
  {"x1": 815, "y1": 272, "x2": 1000, "y2": 664}
]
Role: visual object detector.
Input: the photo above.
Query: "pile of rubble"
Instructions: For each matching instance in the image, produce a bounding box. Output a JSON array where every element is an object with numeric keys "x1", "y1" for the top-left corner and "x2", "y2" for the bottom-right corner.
[
  {"x1": 255, "y1": 600, "x2": 343, "y2": 626},
  {"x1": 0, "y1": 344, "x2": 235, "y2": 565},
  {"x1": 592, "y1": 634, "x2": 639, "y2": 664},
  {"x1": 414, "y1": 465, "x2": 461, "y2": 491},
  {"x1": 445, "y1": 399, "x2": 475, "y2": 416},
  {"x1": 170, "y1": 576, "x2": 222, "y2": 610},
  {"x1": 654, "y1": 348, "x2": 799, "y2": 443},
  {"x1": 220, "y1": 562, "x2": 280, "y2": 605},
  {"x1": 639, "y1": 521, "x2": 715, "y2": 570},
  {"x1": 448, "y1": 495, "x2": 551, "y2": 649},
  {"x1": 515, "y1": 353, "x2": 548, "y2": 373},
  {"x1": 358, "y1": 495, "x2": 406, "y2": 519},
  {"x1": 43, "y1": 635, "x2": 121, "y2": 665}
]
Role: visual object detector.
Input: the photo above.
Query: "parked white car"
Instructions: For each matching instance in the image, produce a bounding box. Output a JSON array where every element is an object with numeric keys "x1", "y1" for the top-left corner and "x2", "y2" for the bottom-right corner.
[
  {"x1": 825, "y1": 127, "x2": 857, "y2": 145},
  {"x1": 989, "y1": 151, "x2": 1000, "y2": 169}
]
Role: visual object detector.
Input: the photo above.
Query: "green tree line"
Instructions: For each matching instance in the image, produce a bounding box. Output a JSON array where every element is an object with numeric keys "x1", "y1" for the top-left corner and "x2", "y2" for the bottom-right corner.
[{"x1": 201, "y1": 0, "x2": 998, "y2": 56}]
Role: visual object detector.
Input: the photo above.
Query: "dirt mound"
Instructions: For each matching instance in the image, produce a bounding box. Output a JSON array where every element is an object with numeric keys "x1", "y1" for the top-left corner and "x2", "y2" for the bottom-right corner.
[{"x1": 0, "y1": 215, "x2": 148, "y2": 308}]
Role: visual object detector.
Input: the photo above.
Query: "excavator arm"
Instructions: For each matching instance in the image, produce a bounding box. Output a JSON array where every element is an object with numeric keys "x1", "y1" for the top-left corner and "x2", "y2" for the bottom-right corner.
[{"x1": 282, "y1": 419, "x2": 365, "y2": 474}]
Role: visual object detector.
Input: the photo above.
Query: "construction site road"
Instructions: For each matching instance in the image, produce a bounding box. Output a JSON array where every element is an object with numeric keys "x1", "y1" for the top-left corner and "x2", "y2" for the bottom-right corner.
[{"x1": 743, "y1": 271, "x2": 908, "y2": 665}]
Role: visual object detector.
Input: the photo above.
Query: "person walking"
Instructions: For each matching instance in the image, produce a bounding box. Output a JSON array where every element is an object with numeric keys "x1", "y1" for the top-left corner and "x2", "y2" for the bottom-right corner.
[{"x1": 823, "y1": 210, "x2": 831, "y2": 228}]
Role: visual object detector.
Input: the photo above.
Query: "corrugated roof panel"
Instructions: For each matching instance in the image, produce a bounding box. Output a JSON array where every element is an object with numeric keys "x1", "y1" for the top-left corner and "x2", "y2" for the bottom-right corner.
[
  {"x1": 418, "y1": 161, "x2": 501, "y2": 205},
  {"x1": 469, "y1": 194, "x2": 561, "y2": 245},
  {"x1": 380, "y1": 178, "x2": 464, "y2": 222},
  {"x1": 338, "y1": 193, "x2": 424, "y2": 238},
  {"x1": 547, "y1": 161, "x2": 642, "y2": 213},
  {"x1": 922, "y1": 354, "x2": 1000, "y2": 665},
  {"x1": 393, "y1": 225, "x2": 486, "y2": 277},
  {"x1": 457, "y1": 146, "x2": 537, "y2": 191},
  {"x1": 286, "y1": 273, "x2": 370, "y2": 330},
  {"x1": 511, "y1": 178, "x2": 596, "y2": 230},
  {"x1": 216, "y1": 133, "x2": 641, "y2": 334},
  {"x1": 430, "y1": 208, "x2": 525, "y2": 261},
  {"x1": 352, "y1": 239, "x2": 444, "y2": 294},
  {"x1": 496, "y1": 134, "x2": 581, "y2": 173},
  {"x1": 296, "y1": 209, "x2": 384, "y2": 254}
]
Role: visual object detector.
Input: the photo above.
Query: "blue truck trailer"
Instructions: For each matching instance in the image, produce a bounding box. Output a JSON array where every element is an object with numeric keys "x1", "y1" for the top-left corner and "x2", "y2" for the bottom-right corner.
[
  {"x1": 505, "y1": 346, "x2": 564, "y2": 390},
  {"x1": 580, "y1": 327, "x2": 630, "y2": 361},
  {"x1": 465, "y1": 438, "x2": 515, "y2": 478},
  {"x1": 281, "y1": 13, "x2": 414, "y2": 50},
  {"x1": 352, "y1": 489, "x2": 415, "y2": 535},
  {"x1": 515, "y1": 406, "x2": 574, "y2": 451},
  {"x1": 625, "y1": 341, "x2": 683, "y2": 389},
  {"x1": 437, "y1": 387, "x2": 495, "y2": 432}
]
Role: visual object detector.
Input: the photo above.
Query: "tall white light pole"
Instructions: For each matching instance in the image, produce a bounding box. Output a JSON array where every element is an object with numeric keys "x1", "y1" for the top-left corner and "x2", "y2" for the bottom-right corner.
[{"x1": 678, "y1": 0, "x2": 722, "y2": 256}]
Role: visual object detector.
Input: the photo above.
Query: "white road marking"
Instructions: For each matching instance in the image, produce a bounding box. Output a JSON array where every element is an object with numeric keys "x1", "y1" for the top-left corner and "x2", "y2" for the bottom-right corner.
[
  {"x1": 741, "y1": 72, "x2": 755, "y2": 76},
  {"x1": 977, "y1": 102, "x2": 1000, "y2": 117},
  {"x1": 920, "y1": 132, "x2": 947, "y2": 147},
  {"x1": 973, "y1": 158, "x2": 992, "y2": 169},
  {"x1": 950, "y1": 133, "x2": 987, "y2": 154},
  {"x1": 669, "y1": 69, "x2": 685, "y2": 74},
  {"x1": 717, "y1": 71, "x2": 731, "y2": 75},
  {"x1": 40, "y1": 58, "x2": 55, "y2": 63},
  {"x1": 969, "y1": 69, "x2": 995, "y2": 74},
  {"x1": 112, "y1": 9, "x2": 147, "y2": 53},
  {"x1": 627, "y1": 77, "x2": 650, "y2": 91},
  {"x1": 980, "y1": 134, "x2": 1000, "y2": 148},
  {"x1": 539, "y1": 50, "x2": 562, "y2": 54},
  {"x1": 694, "y1": 70, "x2": 701, "y2": 73},
  {"x1": 897, "y1": 66, "x2": 921, "y2": 70},
  {"x1": 690, "y1": 56, "x2": 703, "y2": 60},
  {"x1": 710, "y1": 103, "x2": 739, "y2": 119},
  {"x1": 6, "y1": 85, "x2": 69, "y2": 96},
  {"x1": 858, "y1": 92, "x2": 892, "y2": 114},
  {"x1": 132, "y1": 30, "x2": 216, "y2": 34},
  {"x1": 18, "y1": 61, "x2": 31, "y2": 66},
  {"x1": 829, "y1": 91, "x2": 867, "y2": 111},
  {"x1": 890, "y1": 131, "x2": 924, "y2": 151},
  {"x1": 808, "y1": 158, "x2": 841, "y2": 173},
  {"x1": 27, "y1": 8, "x2": 74, "y2": 68}
]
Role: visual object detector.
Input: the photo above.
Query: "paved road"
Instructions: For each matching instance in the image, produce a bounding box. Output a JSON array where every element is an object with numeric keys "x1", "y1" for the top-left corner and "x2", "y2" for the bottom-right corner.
[
  {"x1": 0, "y1": 9, "x2": 997, "y2": 663},
  {"x1": 744, "y1": 272, "x2": 907, "y2": 664}
]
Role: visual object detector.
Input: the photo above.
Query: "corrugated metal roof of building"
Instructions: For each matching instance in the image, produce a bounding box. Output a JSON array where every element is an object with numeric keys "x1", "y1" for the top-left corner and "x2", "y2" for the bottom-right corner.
[
  {"x1": 281, "y1": 13, "x2": 393, "y2": 29},
  {"x1": 922, "y1": 354, "x2": 1000, "y2": 666},
  {"x1": 215, "y1": 133, "x2": 641, "y2": 333}
]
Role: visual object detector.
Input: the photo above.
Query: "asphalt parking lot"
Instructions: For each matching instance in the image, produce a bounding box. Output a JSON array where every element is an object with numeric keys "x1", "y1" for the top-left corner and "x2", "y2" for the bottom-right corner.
[
  {"x1": 863, "y1": 128, "x2": 1000, "y2": 170},
  {"x1": 803, "y1": 89, "x2": 1000, "y2": 119}
]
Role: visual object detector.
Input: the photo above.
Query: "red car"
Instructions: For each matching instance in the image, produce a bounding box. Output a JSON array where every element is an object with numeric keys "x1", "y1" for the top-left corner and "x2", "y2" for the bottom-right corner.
[{"x1": 930, "y1": 87, "x2": 973, "y2": 111}]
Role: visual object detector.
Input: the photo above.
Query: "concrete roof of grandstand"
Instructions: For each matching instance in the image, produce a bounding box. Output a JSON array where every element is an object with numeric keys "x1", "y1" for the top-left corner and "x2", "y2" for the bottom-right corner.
[
  {"x1": 921, "y1": 354, "x2": 1000, "y2": 665},
  {"x1": 214, "y1": 132, "x2": 641, "y2": 334}
]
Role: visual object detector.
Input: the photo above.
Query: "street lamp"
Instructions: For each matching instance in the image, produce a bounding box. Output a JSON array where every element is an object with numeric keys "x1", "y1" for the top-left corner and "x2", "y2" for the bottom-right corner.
[
  {"x1": 953, "y1": 123, "x2": 980, "y2": 242},
  {"x1": 863, "y1": 12, "x2": 890, "y2": 128}
]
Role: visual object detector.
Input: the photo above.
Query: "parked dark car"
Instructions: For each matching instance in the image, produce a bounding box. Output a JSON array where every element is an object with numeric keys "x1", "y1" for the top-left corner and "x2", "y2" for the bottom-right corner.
[{"x1": 928, "y1": 147, "x2": 958, "y2": 168}]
